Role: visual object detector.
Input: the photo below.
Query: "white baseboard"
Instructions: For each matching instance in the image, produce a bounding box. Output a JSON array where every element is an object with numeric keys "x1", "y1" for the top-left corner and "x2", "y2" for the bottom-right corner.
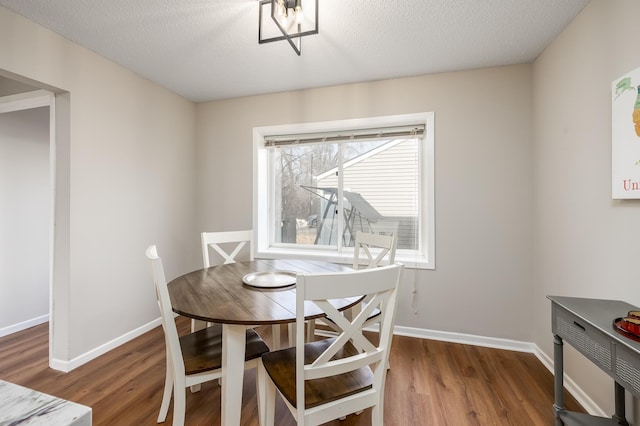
[
  {"x1": 393, "y1": 325, "x2": 607, "y2": 418},
  {"x1": 0, "y1": 314, "x2": 49, "y2": 338},
  {"x1": 50, "y1": 318, "x2": 162, "y2": 373},
  {"x1": 393, "y1": 325, "x2": 536, "y2": 352}
]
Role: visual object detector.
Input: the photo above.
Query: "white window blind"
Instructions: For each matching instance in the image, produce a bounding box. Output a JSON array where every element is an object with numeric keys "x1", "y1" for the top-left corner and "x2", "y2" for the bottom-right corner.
[{"x1": 264, "y1": 124, "x2": 425, "y2": 146}]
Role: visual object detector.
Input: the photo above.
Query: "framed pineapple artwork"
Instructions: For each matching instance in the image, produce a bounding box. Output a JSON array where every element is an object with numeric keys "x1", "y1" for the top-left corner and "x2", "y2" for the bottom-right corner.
[{"x1": 612, "y1": 65, "x2": 640, "y2": 199}]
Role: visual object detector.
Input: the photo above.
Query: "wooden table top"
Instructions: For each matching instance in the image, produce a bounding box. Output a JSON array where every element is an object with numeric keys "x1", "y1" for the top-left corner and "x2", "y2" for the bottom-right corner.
[{"x1": 167, "y1": 259, "x2": 356, "y2": 325}]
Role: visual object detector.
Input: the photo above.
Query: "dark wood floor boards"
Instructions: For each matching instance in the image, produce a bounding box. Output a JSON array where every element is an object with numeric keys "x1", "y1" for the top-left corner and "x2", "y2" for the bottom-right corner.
[{"x1": 0, "y1": 317, "x2": 584, "y2": 425}]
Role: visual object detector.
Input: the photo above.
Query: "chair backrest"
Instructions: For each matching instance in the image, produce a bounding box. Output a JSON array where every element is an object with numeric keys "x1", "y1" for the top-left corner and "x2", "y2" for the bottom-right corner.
[
  {"x1": 294, "y1": 263, "x2": 403, "y2": 422},
  {"x1": 201, "y1": 230, "x2": 253, "y2": 267},
  {"x1": 146, "y1": 245, "x2": 185, "y2": 377},
  {"x1": 352, "y1": 231, "x2": 397, "y2": 270}
]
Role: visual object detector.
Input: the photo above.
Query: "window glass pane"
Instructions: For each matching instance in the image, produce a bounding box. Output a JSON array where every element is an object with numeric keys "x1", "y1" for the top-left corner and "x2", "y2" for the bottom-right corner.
[
  {"x1": 272, "y1": 143, "x2": 339, "y2": 246},
  {"x1": 317, "y1": 138, "x2": 420, "y2": 249}
]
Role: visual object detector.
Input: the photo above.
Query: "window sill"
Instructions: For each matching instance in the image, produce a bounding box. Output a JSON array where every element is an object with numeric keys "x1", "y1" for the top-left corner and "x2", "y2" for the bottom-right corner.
[{"x1": 255, "y1": 248, "x2": 434, "y2": 270}]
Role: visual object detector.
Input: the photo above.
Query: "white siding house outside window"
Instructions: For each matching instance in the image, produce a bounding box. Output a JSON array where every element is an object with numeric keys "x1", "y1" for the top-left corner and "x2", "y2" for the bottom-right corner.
[{"x1": 253, "y1": 113, "x2": 435, "y2": 269}]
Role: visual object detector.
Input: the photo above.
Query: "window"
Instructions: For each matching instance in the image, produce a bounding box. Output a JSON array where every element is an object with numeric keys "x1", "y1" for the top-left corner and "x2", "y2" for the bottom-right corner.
[{"x1": 253, "y1": 113, "x2": 434, "y2": 269}]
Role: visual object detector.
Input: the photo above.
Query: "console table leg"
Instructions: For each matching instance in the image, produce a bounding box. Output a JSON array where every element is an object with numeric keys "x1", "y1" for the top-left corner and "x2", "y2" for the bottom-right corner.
[
  {"x1": 553, "y1": 334, "x2": 565, "y2": 426},
  {"x1": 613, "y1": 381, "x2": 628, "y2": 425}
]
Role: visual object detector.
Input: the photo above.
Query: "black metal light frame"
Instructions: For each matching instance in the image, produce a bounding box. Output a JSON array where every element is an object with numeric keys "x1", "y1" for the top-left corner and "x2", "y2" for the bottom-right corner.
[{"x1": 258, "y1": 0, "x2": 319, "y2": 56}]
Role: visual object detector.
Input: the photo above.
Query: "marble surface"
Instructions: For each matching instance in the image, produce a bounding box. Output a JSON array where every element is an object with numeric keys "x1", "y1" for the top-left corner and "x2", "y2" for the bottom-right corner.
[{"x1": 0, "y1": 380, "x2": 91, "y2": 425}]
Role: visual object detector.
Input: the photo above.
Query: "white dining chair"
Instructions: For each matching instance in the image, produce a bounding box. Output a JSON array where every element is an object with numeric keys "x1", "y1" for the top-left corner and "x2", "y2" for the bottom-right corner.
[
  {"x1": 352, "y1": 231, "x2": 397, "y2": 271},
  {"x1": 201, "y1": 230, "x2": 254, "y2": 267},
  {"x1": 191, "y1": 230, "x2": 254, "y2": 332},
  {"x1": 145, "y1": 245, "x2": 269, "y2": 426},
  {"x1": 309, "y1": 231, "x2": 397, "y2": 340},
  {"x1": 199, "y1": 230, "x2": 283, "y2": 349},
  {"x1": 352, "y1": 230, "x2": 398, "y2": 328},
  {"x1": 257, "y1": 263, "x2": 403, "y2": 426}
]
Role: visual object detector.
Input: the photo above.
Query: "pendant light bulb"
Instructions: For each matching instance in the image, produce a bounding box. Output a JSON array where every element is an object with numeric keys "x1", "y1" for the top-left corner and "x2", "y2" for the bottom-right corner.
[
  {"x1": 276, "y1": 0, "x2": 286, "y2": 19},
  {"x1": 294, "y1": 0, "x2": 303, "y2": 24}
]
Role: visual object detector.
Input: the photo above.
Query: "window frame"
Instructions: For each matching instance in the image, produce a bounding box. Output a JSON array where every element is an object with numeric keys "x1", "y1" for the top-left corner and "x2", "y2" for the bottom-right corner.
[{"x1": 253, "y1": 112, "x2": 435, "y2": 269}]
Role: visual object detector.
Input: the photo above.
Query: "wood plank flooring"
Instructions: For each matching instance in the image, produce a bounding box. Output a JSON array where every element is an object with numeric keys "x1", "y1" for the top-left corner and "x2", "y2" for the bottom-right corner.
[{"x1": 0, "y1": 317, "x2": 584, "y2": 425}]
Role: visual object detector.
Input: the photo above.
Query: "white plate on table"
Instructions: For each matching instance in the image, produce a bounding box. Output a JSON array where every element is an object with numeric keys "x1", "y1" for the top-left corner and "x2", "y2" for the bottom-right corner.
[{"x1": 242, "y1": 270, "x2": 297, "y2": 289}]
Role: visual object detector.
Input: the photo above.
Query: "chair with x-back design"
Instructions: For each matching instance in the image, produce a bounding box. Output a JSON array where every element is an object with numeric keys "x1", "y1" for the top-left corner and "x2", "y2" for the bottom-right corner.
[
  {"x1": 258, "y1": 263, "x2": 403, "y2": 426},
  {"x1": 309, "y1": 231, "x2": 397, "y2": 343},
  {"x1": 145, "y1": 245, "x2": 269, "y2": 426},
  {"x1": 199, "y1": 230, "x2": 283, "y2": 349}
]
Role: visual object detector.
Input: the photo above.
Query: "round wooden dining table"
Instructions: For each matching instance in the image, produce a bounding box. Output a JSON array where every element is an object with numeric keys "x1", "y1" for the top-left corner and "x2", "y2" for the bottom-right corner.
[{"x1": 167, "y1": 258, "x2": 355, "y2": 426}]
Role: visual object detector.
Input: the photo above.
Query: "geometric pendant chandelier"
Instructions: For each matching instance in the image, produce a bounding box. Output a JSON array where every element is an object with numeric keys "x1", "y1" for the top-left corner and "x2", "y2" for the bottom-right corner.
[{"x1": 258, "y1": 0, "x2": 319, "y2": 56}]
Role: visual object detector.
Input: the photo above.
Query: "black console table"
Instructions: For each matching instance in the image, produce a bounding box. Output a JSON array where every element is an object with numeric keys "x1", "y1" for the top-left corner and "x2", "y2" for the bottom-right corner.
[{"x1": 548, "y1": 296, "x2": 640, "y2": 426}]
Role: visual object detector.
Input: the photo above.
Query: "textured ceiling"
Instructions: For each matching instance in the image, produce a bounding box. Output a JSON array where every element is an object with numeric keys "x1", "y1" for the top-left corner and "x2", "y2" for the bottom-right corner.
[{"x1": 0, "y1": 0, "x2": 590, "y2": 102}]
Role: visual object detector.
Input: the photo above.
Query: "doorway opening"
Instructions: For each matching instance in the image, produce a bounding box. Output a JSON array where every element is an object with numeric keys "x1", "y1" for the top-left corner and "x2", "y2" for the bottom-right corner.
[{"x1": 0, "y1": 71, "x2": 70, "y2": 370}]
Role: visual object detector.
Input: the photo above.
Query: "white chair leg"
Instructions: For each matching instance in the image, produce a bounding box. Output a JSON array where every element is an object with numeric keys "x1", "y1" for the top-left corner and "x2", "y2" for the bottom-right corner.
[
  {"x1": 157, "y1": 356, "x2": 173, "y2": 423},
  {"x1": 306, "y1": 319, "x2": 315, "y2": 342},
  {"x1": 172, "y1": 383, "x2": 186, "y2": 426},
  {"x1": 272, "y1": 324, "x2": 281, "y2": 349},
  {"x1": 259, "y1": 362, "x2": 276, "y2": 426},
  {"x1": 190, "y1": 318, "x2": 207, "y2": 332},
  {"x1": 265, "y1": 380, "x2": 276, "y2": 426},
  {"x1": 288, "y1": 323, "x2": 295, "y2": 347},
  {"x1": 371, "y1": 403, "x2": 383, "y2": 426},
  {"x1": 257, "y1": 362, "x2": 267, "y2": 426}
]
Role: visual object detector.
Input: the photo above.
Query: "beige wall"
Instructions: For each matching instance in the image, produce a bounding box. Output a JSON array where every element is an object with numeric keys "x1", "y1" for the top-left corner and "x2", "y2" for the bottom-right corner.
[
  {"x1": 532, "y1": 0, "x2": 640, "y2": 418},
  {"x1": 0, "y1": 6, "x2": 198, "y2": 364},
  {"x1": 0, "y1": 107, "x2": 50, "y2": 331},
  {"x1": 196, "y1": 64, "x2": 534, "y2": 340}
]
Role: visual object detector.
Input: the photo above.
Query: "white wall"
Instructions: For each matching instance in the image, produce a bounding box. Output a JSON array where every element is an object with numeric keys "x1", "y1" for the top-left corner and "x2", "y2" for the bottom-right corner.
[
  {"x1": 532, "y1": 0, "x2": 640, "y2": 419},
  {"x1": 196, "y1": 64, "x2": 534, "y2": 341},
  {"x1": 0, "y1": 6, "x2": 199, "y2": 366},
  {"x1": 0, "y1": 107, "x2": 50, "y2": 332}
]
